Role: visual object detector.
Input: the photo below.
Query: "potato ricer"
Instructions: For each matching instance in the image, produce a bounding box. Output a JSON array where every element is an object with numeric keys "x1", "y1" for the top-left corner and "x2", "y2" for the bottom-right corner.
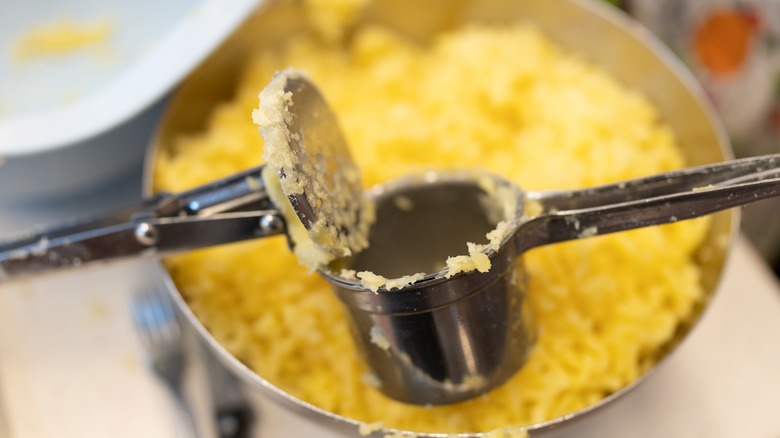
[{"x1": 2, "y1": 70, "x2": 779, "y2": 406}]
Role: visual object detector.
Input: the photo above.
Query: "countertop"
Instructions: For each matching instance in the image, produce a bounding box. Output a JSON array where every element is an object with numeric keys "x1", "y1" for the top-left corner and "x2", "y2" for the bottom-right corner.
[{"x1": 0, "y1": 172, "x2": 780, "y2": 437}]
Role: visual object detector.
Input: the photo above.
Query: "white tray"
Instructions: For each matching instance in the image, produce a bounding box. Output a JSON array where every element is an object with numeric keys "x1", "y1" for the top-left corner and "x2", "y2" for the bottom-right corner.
[{"x1": 0, "y1": 0, "x2": 259, "y2": 199}]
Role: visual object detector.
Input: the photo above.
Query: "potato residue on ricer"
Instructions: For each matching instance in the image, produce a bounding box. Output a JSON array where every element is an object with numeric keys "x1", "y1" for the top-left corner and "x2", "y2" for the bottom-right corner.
[
  {"x1": 254, "y1": 68, "x2": 510, "y2": 286},
  {"x1": 154, "y1": 2, "x2": 710, "y2": 434},
  {"x1": 443, "y1": 174, "x2": 519, "y2": 279},
  {"x1": 253, "y1": 69, "x2": 373, "y2": 271},
  {"x1": 445, "y1": 221, "x2": 512, "y2": 278}
]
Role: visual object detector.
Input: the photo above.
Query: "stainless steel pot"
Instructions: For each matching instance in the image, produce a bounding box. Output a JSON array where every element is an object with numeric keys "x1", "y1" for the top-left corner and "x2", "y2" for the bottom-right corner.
[{"x1": 144, "y1": 0, "x2": 735, "y2": 435}]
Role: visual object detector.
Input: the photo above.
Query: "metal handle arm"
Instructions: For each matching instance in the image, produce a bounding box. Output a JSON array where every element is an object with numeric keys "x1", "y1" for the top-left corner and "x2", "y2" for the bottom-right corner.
[
  {"x1": 0, "y1": 165, "x2": 283, "y2": 281},
  {"x1": 0, "y1": 211, "x2": 285, "y2": 280},
  {"x1": 532, "y1": 154, "x2": 780, "y2": 212},
  {"x1": 172, "y1": 165, "x2": 271, "y2": 216},
  {"x1": 517, "y1": 176, "x2": 780, "y2": 253}
]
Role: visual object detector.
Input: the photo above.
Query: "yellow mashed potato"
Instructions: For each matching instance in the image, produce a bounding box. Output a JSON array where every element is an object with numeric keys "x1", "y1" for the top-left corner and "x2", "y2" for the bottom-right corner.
[{"x1": 154, "y1": 15, "x2": 709, "y2": 436}]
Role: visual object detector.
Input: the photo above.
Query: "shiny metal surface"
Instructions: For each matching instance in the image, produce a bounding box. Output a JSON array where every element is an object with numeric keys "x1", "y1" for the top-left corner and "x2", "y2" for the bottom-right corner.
[
  {"x1": 326, "y1": 173, "x2": 534, "y2": 405},
  {"x1": 0, "y1": 166, "x2": 281, "y2": 280},
  {"x1": 132, "y1": 284, "x2": 199, "y2": 438},
  {"x1": 199, "y1": 341, "x2": 256, "y2": 438},
  {"x1": 325, "y1": 155, "x2": 779, "y2": 405},
  {"x1": 269, "y1": 70, "x2": 368, "y2": 257},
  {"x1": 517, "y1": 154, "x2": 780, "y2": 253},
  {"x1": 146, "y1": 0, "x2": 737, "y2": 435}
]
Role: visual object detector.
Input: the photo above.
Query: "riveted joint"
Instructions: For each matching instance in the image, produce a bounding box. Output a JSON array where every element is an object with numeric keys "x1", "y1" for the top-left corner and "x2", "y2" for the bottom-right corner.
[
  {"x1": 259, "y1": 214, "x2": 285, "y2": 235},
  {"x1": 135, "y1": 223, "x2": 159, "y2": 246}
]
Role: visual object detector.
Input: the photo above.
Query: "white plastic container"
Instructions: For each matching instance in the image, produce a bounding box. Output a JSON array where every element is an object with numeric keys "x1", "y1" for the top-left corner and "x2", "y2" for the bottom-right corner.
[{"x1": 0, "y1": 0, "x2": 260, "y2": 200}]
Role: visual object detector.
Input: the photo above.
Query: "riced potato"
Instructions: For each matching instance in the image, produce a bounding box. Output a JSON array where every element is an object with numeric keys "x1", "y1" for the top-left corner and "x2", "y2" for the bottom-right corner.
[{"x1": 154, "y1": 5, "x2": 709, "y2": 434}]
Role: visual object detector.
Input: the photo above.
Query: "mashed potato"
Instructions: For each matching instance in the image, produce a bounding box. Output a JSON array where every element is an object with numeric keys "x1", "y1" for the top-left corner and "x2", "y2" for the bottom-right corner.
[{"x1": 154, "y1": 11, "x2": 710, "y2": 435}]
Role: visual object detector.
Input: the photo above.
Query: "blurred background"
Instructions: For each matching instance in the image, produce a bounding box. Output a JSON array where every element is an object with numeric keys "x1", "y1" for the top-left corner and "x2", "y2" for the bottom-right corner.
[{"x1": 616, "y1": 0, "x2": 780, "y2": 275}]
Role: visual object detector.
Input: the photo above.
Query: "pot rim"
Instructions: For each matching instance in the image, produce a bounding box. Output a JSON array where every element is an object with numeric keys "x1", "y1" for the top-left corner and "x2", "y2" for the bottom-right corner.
[{"x1": 142, "y1": 0, "x2": 738, "y2": 435}]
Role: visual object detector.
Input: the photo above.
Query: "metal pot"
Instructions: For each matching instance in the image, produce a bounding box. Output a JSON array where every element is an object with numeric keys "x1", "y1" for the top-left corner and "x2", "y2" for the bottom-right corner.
[{"x1": 144, "y1": 0, "x2": 735, "y2": 435}]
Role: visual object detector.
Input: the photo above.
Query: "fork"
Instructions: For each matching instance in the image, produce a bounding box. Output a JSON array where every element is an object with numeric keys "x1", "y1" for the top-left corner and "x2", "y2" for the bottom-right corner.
[{"x1": 132, "y1": 285, "x2": 199, "y2": 438}]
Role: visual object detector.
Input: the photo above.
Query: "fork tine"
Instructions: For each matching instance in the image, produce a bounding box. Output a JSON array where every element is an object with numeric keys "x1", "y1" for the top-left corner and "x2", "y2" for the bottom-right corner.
[
  {"x1": 132, "y1": 283, "x2": 199, "y2": 437},
  {"x1": 149, "y1": 291, "x2": 171, "y2": 345},
  {"x1": 134, "y1": 287, "x2": 181, "y2": 352},
  {"x1": 132, "y1": 292, "x2": 153, "y2": 345},
  {"x1": 134, "y1": 291, "x2": 158, "y2": 349}
]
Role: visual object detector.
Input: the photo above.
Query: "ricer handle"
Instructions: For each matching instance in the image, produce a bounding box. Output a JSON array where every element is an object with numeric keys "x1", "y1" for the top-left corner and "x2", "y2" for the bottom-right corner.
[
  {"x1": 0, "y1": 165, "x2": 286, "y2": 280},
  {"x1": 518, "y1": 154, "x2": 780, "y2": 252}
]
